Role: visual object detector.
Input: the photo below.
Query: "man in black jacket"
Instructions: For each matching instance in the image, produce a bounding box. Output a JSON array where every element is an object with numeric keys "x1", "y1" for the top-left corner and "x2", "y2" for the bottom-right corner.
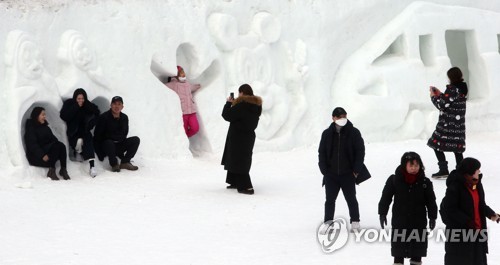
[
  {"x1": 93, "y1": 96, "x2": 140, "y2": 172},
  {"x1": 318, "y1": 107, "x2": 365, "y2": 231}
]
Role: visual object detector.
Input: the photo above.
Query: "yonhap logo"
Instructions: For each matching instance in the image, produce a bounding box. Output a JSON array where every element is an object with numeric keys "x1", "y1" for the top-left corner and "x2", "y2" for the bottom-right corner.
[{"x1": 316, "y1": 218, "x2": 349, "y2": 253}]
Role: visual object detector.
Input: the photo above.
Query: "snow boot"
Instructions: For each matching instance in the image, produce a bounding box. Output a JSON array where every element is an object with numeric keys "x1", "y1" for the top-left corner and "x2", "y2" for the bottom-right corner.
[
  {"x1": 432, "y1": 161, "x2": 449, "y2": 179},
  {"x1": 47, "y1": 167, "x2": 59, "y2": 181},
  {"x1": 59, "y1": 168, "x2": 71, "y2": 180},
  {"x1": 120, "y1": 162, "x2": 138, "y2": 171}
]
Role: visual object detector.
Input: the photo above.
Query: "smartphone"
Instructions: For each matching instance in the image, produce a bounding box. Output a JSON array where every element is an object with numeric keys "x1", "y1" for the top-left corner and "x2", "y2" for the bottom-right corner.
[{"x1": 230, "y1": 92, "x2": 234, "y2": 99}]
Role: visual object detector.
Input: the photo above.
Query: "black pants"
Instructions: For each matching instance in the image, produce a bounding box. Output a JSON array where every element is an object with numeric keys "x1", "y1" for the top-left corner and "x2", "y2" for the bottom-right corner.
[
  {"x1": 226, "y1": 171, "x2": 253, "y2": 190},
  {"x1": 29, "y1": 141, "x2": 67, "y2": 168},
  {"x1": 394, "y1": 257, "x2": 421, "y2": 264},
  {"x1": 445, "y1": 241, "x2": 487, "y2": 265},
  {"x1": 101, "y1": 137, "x2": 140, "y2": 166},
  {"x1": 324, "y1": 173, "x2": 359, "y2": 223},
  {"x1": 69, "y1": 131, "x2": 95, "y2": 160},
  {"x1": 434, "y1": 150, "x2": 463, "y2": 168}
]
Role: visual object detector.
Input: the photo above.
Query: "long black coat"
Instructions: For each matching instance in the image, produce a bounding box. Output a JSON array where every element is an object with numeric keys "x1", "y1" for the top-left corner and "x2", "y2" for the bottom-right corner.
[
  {"x1": 318, "y1": 121, "x2": 367, "y2": 184},
  {"x1": 60, "y1": 89, "x2": 100, "y2": 147},
  {"x1": 427, "y1": 82, "x2": 467, "y2": 153},
  {"x1": 440, "y1": 170, "x2": 495, "y2": 265},
  {"x1": 379, "y1": 166, "x2": 438, "y2": 258},
  {"x1": 221, "y1": 95, "x2": 262, "y2": 174},
  {"x1": 24, "y1": 119, "x2": 60, "y2": 165}
]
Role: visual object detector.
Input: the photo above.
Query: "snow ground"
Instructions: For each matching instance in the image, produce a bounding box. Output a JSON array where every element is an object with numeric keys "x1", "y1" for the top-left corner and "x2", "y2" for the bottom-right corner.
[{"x1": 1, "y1": 132, "x2": 499, "y2": 265}]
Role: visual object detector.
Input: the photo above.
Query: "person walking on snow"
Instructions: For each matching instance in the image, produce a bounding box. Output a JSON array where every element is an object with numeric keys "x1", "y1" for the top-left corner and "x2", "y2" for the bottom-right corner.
[
  {"x1": 428, "y1": 67, "x2": 468, "y2": 179},
  {"x1": 318, "y1": 107, "x2": 368, "y2": 232},
  {"x1": 60, "y1": 88, "x2": 100, "y2": 177},
  {"x1": 164, "y1": 65, "x2": 201, "y2": 138},
  {"x1": 378, "y1": 151, "x2": 438, "y2": 265},
  {"x1": 440, "y1": 157, "x2": 499, "y2": 265}
]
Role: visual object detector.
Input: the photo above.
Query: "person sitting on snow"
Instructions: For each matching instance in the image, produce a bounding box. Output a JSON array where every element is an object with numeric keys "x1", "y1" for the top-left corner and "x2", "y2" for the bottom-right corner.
[
  {"x1": 60, "y1": 88, "x2": 100, "y2": 177},
  {"x1": 24, "y1": 106, "x2": 71, "y2": 180},
  {"x1": 93, "y1": 96, "x2": 140, "y2": 172}
]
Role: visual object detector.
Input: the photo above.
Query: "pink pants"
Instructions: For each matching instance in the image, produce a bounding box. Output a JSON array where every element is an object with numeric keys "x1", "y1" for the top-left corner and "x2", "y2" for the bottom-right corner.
[{"x1": 182, "y1": 113, "x2": 199, "y2": 138}]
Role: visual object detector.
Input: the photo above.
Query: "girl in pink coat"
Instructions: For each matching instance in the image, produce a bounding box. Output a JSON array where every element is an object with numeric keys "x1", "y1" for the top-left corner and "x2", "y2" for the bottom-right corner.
[{"x1": 165, "y1": 66, "x2": 201, "y2": 137}]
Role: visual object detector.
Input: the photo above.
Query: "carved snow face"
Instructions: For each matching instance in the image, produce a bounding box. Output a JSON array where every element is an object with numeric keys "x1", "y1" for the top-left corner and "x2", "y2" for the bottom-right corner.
[{"x1": 18, "y1": 41, "x2": 43, "y2": 80}]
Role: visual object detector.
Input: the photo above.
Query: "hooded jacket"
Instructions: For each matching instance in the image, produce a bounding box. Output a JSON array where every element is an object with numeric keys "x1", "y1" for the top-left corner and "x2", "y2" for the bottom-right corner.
[
  {"x1": 221, "y1": 95, "x2": 262, "y2": 174},
  {"x1": 60, "y1": 88, "x2": 100, "y2": 145},
  {"x1": 318, "y1": 120, "x2": 365, "y2": 178},
  {"x1": 440, "y1": 169, "x2": 495, "y2": 264},
  {"x1": 165, "y1": 78, "x2": 201, "y2": 115},
  {"x1": 24, "y1": 119, "x2": 59, "y2": 164}
]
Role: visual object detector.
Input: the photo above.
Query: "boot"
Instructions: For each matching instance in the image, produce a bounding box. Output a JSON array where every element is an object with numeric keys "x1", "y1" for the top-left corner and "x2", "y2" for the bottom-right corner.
[
  {"x1": 59, "y1": 168, "x2": 71, "y2": 180},
  {"x1": 47, "y1": 167, "x2": 59, "y2": 180},
  {"x1": 119, "y1": 162, "x2": 138, "y2": 171},
  {"x1": 432, "y1": 161, "x2": 449, "y2": 179}
]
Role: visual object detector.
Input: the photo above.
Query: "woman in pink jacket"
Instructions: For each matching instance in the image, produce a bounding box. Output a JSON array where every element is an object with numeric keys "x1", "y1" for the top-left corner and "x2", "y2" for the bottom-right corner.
[{"x1": 165, "y1": 66, "x2": 201, "y2": 137}]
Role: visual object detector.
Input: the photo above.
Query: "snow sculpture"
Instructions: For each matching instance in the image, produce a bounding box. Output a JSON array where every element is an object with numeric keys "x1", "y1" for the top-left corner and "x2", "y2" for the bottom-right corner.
[
  {"x1": 208, "y1": 11, "x2": 308, "y2": 148},
  {"x1": 56, "y1": 30, "x2": 111, "y2": 106},
  {"x1": 3, "y1": 30, "x2": 63, "y2": 167},
  {"x1": 331, "y1": 3, "x2": 500, "y2": 141}
]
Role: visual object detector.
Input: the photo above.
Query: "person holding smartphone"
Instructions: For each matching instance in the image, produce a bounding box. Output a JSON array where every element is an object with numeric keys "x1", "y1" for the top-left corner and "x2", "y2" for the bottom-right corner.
[
  {"x1": 428, "y1": 67, "x2": 468, "y2": 178},
  {"x1": 221, "y1": 84, "x2": 262, "y2": 195}
]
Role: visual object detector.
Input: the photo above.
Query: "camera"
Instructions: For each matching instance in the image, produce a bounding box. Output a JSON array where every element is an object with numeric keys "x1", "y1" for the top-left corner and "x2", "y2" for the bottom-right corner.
[{"x1": 230, "y1": 92, "x2": 234, "y2": 99}]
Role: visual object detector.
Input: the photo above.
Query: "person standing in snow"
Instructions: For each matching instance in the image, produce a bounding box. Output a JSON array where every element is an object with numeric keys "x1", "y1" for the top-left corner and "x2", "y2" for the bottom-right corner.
[
  {"x1": 318, "y1": 107, "x2": 367, "y2": 231},
  {"x1": 164, "y1": 65, "x2": 201, "y2": 138},
  {"x1": 24, "y1": 107, "x2": 71, "y2": 180},
  {"x1": 221, "y1": 84, "x2": 262, "y2": 195},
  {"x1": 428, "y1": 67, "x2": 468, "y2": 178},
  {"x1": 60, "y1": 88, "x2": 100, "y2": 177},
  {"x1": 440, "y1": 157, "x2": 499, "y2": 265},
  {"x1": 378, "y1": 152, "x2": 438, "y2": 265},
  {"x1": 93, "y1": 96, "x2": 140, "y2": 172}
]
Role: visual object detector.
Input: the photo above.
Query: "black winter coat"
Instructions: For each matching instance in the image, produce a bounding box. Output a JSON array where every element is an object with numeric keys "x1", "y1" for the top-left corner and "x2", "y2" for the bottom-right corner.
[
  {"x1": 427, "y1": 82, "x2": 467, "y2": 153},
  {"x1": 60, "y1": 89, "x2": 100, "y2": 145},
  {"x1": 318, "y1": 121, "x2": 366, "y2": 183},
  {"x1": 221, "y1": 95, "x2": 262, "y2": 174},
  {"x1": 24, "y1": 119, "x2": 60, "y2": 165},
  {"x1": 440, "y1": 170, "x2": 495, "y2": 265},
  {"x1": 379, "y1": 166, "x2": 438, "y2": 257},
  {"x1": 93, "y1": 110, "x2": 129, "y2": 158}
]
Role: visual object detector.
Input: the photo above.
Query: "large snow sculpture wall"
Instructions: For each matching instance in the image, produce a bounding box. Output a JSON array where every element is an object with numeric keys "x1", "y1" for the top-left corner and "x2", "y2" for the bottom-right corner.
[
  {"x1": 1, "y1": 1, "x2": 500, "y2": 174},
  {"x1": 331, "y1": 3, "x2": 500, "y2": 141}
]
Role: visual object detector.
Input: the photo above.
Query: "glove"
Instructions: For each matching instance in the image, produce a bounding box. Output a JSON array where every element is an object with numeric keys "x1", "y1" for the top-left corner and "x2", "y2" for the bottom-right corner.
[
  {"x1": 379, "y1": 215, "x2": 387, "y2": 229},
  {"x1": 429, "y1": 219, "x2": 436, "y2": 230}
]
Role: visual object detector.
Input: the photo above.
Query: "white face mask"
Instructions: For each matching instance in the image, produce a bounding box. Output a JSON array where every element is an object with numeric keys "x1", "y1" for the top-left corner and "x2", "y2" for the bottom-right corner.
[
  {"x1": 335, "y1": 118, "x2": 348, "y2": 126},
  {"x1": 178, "y1": 76, "x2": 187, "y2": 82}
]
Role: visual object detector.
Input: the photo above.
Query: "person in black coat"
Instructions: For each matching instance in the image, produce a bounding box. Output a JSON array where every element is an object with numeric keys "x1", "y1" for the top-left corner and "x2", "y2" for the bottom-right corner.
[
  {"x1": 93, "y1": 96, "x2": 140, "y2": 172},
  {"x1": 60, "y1": 88, "x2": 100, "y2": 177},
  {"x1": 318, "y1": 107, "x2": 368, "y2": 231},
  {"x1": 440, "y1": 157, "x2": 499, "y2": 265},
  {"x1": 378, "y1": 152, "x2": 438, "y2": 265},
  {"x1": 221, "y1": 84, "x2": 262, "y2": 195},
  {"x1": 428, "y1": 67, "x2": 468, "y2": 178},
  {"x1": 24, "y1": 107, "x2": 71, "y2": 180}
]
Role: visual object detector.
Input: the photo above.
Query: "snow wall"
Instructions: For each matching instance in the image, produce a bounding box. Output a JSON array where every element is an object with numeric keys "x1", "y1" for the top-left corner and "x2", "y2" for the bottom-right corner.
[{"x1": 1, "y1": 0, "x2": 500, "y2": 172}]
